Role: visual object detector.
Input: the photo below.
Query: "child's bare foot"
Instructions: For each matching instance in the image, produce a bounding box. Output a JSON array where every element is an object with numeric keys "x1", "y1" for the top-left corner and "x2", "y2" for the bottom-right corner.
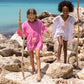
[
  {"x1": 32, "y1": 71, "x2": 36, "y2": 75},
  {"x1": 32, "y1": 69, "x2": 36, "y2": 75},
  {"x1": 36, "y1": 74, "x2": 41, "y2": 82}
]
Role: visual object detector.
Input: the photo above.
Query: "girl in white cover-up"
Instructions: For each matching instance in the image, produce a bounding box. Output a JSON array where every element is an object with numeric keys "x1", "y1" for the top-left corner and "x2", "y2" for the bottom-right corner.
[{"x1": 47, "y1": 1, "x2": 80, "y2": 63}]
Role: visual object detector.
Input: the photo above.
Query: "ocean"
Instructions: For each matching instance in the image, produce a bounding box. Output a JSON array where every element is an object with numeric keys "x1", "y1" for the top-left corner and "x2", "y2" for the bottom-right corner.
[{"x1": 0, "y1": 0, "x2": 84, "y2": 33}]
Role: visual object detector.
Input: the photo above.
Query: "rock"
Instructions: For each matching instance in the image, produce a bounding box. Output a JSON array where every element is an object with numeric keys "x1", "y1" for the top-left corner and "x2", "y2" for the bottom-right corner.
[
  {"x1": 0, "y1": 46, "x2": 5, "y2": 50},
  {"x1": 77, "y1": 69, "x2": 84, "y2": 80},
  {"x1": 54, "y1": 79, "x2": 84, "y2": 84},
  {"x1": 0, "y1": 48, "x2": 15, "y2": 56},
  {"x1": 27, "y1": 62, "x2": 49, "y2": 72},
  {"x1": 70, "y1": 7, "x2": 84, "y2": 21},
  {"x1": 0, "y1": 69, "x2": 11, "y2": 84},
  {"x1": 41, "y1": 63, "x2": 73, "y2": 78},
  {"x1": 74, "y1": 27, "x2": 84, "y2": 38},
  {"x1": 43, "y1": 33, "x2": 50, "y2": 42},
  {"x1": 4, "y1": 59, "x2": 21, "y2": 72},
  {"x1": 0, "y1": 39, "x2": 22, "y2": 50},
  {"x1": 42, "y1": 43, "x2": 47, "y2": 52},
  {"x1": 46, "y1": 41, "x2": 54, "y2": 51},
  {"x1": 41, "y1": 51, "x2": 55, "y2": 57},
  {"x1": 4, "y1": 64, "x2": 21, "y2": 72},
  {"x1": 0, "y1": 48, "x2": 29, "y2": 57},
  {"x1": 54, "y1": 40, "x2": 59, "y2": 53},
  {"x1": 68, "y1": 79, "x2": 84, "y2": 84},
  {"x1": 68, "y1": 56, "x2": 76, "y2": 64},
  {"x1": 10, "y1": 32, "x2": 23, "y2": 46},
  {"x1": 41, "y1": 16, "x2": 54, "y2": 24},
  {"x1": 41, "y1": 62, "x2": 49, "y2": 69},
  {"x1": 0, "y1": 34, "x2": 7, "y2": 41},
  {"x1": 78, "y1": 53, "x2": 84, "y2": 61},
  {"x1": 79, "y1": 38, "x2": 84, "y2": 46},
  {"x1": 74, "y1": 61, "x2": 84, "y2": 69},
  {"x1": 51, "y1": 14, "x2": 59, "y2": 17},
  {"x1": 41, "y1": 55, "x2": 56, "y2": 63},
  {"x1": 5, "y1": 72, "x2": 55, "y2": 84},
  {"x1": 37, "y1": 11, "x2": 51, "y2": 19}
]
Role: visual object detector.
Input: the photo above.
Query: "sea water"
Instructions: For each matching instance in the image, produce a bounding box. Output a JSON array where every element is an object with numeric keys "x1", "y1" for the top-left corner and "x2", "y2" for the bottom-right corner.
[{"x1": 0, "y1": 0, "x2": 84, "y2": 33}]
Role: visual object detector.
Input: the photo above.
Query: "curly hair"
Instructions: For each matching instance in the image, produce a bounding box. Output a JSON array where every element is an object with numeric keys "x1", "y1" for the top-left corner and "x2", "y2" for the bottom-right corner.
[{"x1": 58, "y1": 1, "x2": 74, "y2": 12}]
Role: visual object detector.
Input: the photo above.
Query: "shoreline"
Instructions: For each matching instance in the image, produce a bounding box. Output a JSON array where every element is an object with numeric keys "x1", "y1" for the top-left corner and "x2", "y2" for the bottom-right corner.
[{"x1": 0, "y1": 32, "x2": 15, "y2": 39}]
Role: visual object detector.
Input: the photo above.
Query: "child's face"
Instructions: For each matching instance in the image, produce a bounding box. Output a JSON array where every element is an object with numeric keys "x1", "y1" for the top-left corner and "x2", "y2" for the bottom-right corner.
[
  {"x1": 27, "y1": 14, "x2": 36, "y2": 23},
  {"x1": 62, "y1": 6, "x2": 69, "y2": 16}
]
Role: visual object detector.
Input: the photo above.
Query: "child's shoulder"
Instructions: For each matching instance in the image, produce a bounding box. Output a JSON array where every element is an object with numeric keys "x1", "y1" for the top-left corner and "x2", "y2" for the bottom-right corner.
[
  {"x1": 55, "y1": 15, "x2": 60, "y2": 19},
  {"x1": 23, "y1": 20, "x2": 28, "y2": 24},
  {"x1": 22, "y1": 21, "x2": 28, "y2": 26},
  {"x1": 69, "y1": 15, "x2": 75, "y2": 19},
  {"x1": 53, "y1": 15, "x2": 61, "y2": 20},
  {"x1": 36, "y1": 19, "x2": 42, "y2": 22},
  {"x1": 36, "y1": 19, "x2": 43, "y2": 24}
]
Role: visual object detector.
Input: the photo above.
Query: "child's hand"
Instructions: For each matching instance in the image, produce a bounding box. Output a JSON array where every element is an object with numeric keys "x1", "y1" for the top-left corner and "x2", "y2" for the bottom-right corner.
[
  {"x1": 74, "y1": 19, "x2": 81, "y2": 25},
  {"x1": 77, "y1": 19, "x2": 81, "y2": 23},
  {"x1": 49, "y1": 34, "x2": 54, "y2": 43}
]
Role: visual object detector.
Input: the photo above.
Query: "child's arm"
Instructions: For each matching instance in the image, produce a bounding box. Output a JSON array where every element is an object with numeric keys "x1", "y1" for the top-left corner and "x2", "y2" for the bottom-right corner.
[
  {"x1": 74, "y1": 19, "x2": 81, "y2": 25},
  {"x1": 17, "y1": 21, "x2": 26, "y2": 38},
  {"x1": 46, "y1": 22, "x2": 53, "y2": 27},
  {"x1": 46, "y1": 22, "x2": 54, "y2": 42},
  {"x1": 47, "y1": 30, "x2": 52, "y2": 38},
  {"x1": 47, "y1": 30, "x2": 54, "y2": 43}
]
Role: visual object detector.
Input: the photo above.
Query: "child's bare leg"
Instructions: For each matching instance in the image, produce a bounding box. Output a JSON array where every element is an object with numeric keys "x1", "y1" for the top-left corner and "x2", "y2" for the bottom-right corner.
[
  {"x1": 57, "y1": 36, "x2": 62, "y2": 62},
  {"x1": 63, "y1": 40, "x2": 67, "y2": 63},
  {"x1": 35, "y1": 50, "x2": 41, "y2": 81},
  {"x1": 29, "y1": 51, "x2": 35, "y2": 74}
]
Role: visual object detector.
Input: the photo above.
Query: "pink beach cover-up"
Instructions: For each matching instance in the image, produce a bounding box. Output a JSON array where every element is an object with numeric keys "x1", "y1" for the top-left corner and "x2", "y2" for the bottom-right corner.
[{"x1": 17, "y1": 19, "x2": 48, "y2": 51}]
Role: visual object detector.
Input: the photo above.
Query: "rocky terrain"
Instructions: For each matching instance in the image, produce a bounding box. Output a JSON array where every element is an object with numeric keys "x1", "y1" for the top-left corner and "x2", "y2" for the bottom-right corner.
[{"x1": 0, "y1": 7, "x2": 84, "y2": 84}]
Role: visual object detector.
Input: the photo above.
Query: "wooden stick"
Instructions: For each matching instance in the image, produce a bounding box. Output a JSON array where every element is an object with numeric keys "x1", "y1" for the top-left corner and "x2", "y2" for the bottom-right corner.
[
  {"x1": 76, "y1": 0, "x2": 79, "y2": 67},
  {"x1": 19, "y1": 8, "x2": 25, "y2": 80}
]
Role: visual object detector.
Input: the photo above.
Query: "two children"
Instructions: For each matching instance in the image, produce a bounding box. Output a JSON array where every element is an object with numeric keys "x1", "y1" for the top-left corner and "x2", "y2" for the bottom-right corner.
[{"x1": 17, "y1": 0, "x2": 80, "y2": 81}]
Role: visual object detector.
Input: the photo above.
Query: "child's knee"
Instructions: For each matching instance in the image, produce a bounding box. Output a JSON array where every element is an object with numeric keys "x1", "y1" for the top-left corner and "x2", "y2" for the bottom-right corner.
[
  {"x1": 36, "y1": 55, "x2": 40, "y2": 60},
  {"x1": 59, "y1": 43, "x2": 62, "y2": 47}
]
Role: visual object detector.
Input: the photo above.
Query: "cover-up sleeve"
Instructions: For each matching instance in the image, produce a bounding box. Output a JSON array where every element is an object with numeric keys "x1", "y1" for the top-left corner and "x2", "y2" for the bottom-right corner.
[
  {"x1": 52, "y1": 16, "x2": 58, "y2": 24},
  {"x1": 39, "y1": 20, "x2": 48, "y2": 34},
  {"x1": 52, "y1": 16, "x2": 59, "y2": 35},
  {"x1": 70, "y1": 16, "x2": 77, "y2": 25},
  {"x1": 17, "y1": 22, "x2": 27, "y2": 37}
]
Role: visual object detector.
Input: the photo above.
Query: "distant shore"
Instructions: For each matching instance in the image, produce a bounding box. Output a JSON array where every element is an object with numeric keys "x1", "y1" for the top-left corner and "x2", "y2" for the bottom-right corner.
[{"x1": 0, "y1": 32, "x2": 15, "y2": 39}]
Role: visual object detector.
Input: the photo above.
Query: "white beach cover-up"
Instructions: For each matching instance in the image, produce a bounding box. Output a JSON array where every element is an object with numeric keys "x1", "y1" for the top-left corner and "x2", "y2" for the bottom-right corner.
[{"x1": 52, "y1": 15, "x2": 77, "y2": 43}]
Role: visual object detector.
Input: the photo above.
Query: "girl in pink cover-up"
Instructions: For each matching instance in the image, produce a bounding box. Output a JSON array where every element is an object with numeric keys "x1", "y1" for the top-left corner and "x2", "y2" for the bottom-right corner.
[{"x1": 17, "y1": 9, "x2": 52, "y2": 81}]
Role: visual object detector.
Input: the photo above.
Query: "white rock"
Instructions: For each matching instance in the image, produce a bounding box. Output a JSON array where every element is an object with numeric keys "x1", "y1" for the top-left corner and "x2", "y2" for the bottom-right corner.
[
  {"x1": 11, "y1": 32, "x2": 23, "y2": 46},
  {"x1": 5, "y1": 72, "x2": 55, "y2": 84},
  {"x1": 77, "y1": 68, "x2": 84, "y2": 80},
  {"x1": 41, "y1": 63, "x2": 73, "y2": 78}
]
